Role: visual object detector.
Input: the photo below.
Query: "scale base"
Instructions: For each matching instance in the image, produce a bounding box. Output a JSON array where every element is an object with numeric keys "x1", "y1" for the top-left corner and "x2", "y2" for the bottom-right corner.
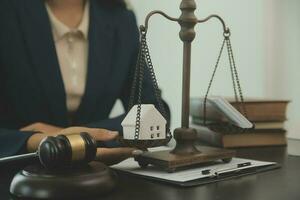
[
  {"x1": 135, "y1": 146, "x2": 235, "y2": 172},
  {"x1": 10, "y1": 162, "x2": 117, "y2": 199}
]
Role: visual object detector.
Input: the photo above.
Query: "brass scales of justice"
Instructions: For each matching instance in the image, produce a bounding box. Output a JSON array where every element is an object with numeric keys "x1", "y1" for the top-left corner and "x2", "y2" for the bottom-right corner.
[{"x1": 120, "y1": 0, "x2": 251, "y2": 172}]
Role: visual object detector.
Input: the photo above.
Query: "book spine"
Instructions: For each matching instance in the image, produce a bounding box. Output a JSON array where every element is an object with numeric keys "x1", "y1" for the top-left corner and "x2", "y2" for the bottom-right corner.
[
  {"x1": 222, "y1": 133, "x2": 287, "y2": 148},
  {"x1": 191, "y1": 123, "x2": 287, "y2": 148}
]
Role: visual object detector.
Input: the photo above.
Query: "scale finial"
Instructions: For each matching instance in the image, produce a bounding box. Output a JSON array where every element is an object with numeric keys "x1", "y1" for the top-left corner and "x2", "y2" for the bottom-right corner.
[{"x1": 179, "y1": 0, "x2": 198, "y2": 42}]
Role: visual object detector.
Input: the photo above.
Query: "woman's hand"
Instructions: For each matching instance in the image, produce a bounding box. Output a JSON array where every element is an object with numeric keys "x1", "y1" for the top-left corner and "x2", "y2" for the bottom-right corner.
[
  {"x1": 26, "y1": 127, "x2": 136, "y2": 166},
  {"x1": 21, "y1": 122, "x2": 63, "y2": 133}
]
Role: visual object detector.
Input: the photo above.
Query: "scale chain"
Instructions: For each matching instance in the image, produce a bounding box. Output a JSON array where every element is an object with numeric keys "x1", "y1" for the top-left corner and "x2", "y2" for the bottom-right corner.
[
  {"x1": 134, "y1": 38, "x2": 146, "y2": 140},
  {"x1": 226, "y1": 37, "x2": 248, "y2": 118},
  {"x1": 226, "y1": 39, "x2": 239, "y2": 103},
  {"x1": 141, "y1": 34, "x2": 172, "y2": 138},
  {"x1": 128, "y1": 41, "x2": 143, "y2": 110},
  {"x1": 203, "y1": 31, "x2": 248, "y2": 129},
  {"x1": 203, "y1": 38, "x2": 226, "y2": 125},
  {"x1": 132, "y1": 30, "x2": 172, "y2": 140}
]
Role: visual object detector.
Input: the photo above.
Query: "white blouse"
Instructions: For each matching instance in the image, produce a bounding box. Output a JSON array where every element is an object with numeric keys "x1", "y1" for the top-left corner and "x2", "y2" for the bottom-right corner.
[{"x1": 45, "y1": 1, "x2": 89, "y2": 113}]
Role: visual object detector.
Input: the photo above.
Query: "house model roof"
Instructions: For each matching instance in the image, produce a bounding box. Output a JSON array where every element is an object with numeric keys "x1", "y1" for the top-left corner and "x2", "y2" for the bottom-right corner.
[{"x1": 121, "y1": 104, "x2": 166, "y2": 126}]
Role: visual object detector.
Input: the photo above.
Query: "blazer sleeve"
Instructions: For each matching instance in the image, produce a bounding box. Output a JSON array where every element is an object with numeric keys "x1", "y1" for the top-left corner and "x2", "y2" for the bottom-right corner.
[
  {"x1": 0, "y1": 64, "x2": 34, "y2": 158},
  {"x1": 0, "y1": 129, "x2": 35, "y2": 158},
  {"x1": 86, "y1": 11, "x2": 171, "y2": 133},
  {"x1": 0, "y1": 11, "x2": 36, "y2": 158}
]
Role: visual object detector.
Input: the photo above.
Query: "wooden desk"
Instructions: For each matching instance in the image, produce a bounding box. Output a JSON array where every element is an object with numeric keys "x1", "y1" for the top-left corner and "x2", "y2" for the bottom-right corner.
[{"x1": 1, "y1": 147, "x2": 299, "y2": 200}]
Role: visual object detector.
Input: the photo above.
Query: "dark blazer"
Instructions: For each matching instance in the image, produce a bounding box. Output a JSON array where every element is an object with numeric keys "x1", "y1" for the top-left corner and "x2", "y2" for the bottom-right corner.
[{"x1": 0, "y1": 0, "x2": 169, "y2": 157}]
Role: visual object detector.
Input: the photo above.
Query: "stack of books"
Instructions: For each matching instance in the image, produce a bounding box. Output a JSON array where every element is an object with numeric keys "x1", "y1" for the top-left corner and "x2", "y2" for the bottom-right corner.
[{"x1": 190, "y1": 98, "x2": 289, "y2": 148}]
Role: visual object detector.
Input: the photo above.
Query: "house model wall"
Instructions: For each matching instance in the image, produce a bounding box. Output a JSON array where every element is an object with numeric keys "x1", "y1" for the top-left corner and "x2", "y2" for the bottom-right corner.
[{"x1": 121, "y1": 104, "x2": 167, "y2": 140}]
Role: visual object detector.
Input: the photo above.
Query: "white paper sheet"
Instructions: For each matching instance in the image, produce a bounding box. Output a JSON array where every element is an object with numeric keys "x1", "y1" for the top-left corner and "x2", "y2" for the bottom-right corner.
[{"x1": 111, "y1": 147, "x2": 276, "y2": 183}]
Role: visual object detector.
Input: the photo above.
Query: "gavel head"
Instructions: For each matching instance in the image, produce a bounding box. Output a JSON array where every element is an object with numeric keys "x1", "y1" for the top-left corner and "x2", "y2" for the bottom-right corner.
[{"x1": 38, "y1": 132, "x2": 97, "y2": 169}]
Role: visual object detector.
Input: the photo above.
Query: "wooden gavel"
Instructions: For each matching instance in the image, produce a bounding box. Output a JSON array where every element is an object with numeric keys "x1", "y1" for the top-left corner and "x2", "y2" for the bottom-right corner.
[{"x1": 0, "y1": 132, "x2": 97, "y2": 169}]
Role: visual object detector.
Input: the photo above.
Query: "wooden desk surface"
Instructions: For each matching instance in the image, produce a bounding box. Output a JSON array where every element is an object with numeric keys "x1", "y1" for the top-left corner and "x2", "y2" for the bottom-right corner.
[{"x1": 1, "y1": 147, "x2": 299, "y2": 200}]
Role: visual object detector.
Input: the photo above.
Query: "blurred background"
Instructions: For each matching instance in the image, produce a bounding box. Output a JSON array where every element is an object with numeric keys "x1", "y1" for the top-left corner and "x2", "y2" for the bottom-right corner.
[{"x1": 111, "y1": 0, "x2": 300, "y2": 141}]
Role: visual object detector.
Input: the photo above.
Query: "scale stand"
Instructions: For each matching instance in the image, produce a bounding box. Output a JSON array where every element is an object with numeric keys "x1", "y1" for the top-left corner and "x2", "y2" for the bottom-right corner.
[{"x1": 134, "y1": 0, "x2": 236, "y2": 172}]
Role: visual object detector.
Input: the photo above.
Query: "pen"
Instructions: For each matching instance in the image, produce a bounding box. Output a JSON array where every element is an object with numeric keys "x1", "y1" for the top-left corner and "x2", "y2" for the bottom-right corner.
[
  {"x1": 201, "y1": 169, "x2": 211, "y2": 175},
  {"x1": 201, "y1": 162, "x2": 252, "y2": 175},
  {"x1": 237, "y1": 162, "x2": 251, "y2": 168}
]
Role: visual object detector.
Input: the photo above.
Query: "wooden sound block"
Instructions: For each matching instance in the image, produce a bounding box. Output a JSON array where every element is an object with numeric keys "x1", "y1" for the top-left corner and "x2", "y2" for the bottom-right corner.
[
  {"x1": 135, "y1": 146, "x2": 236, "y2": 172},
  {"x1": 10, "y1": 162, "x2": 117, "y2": 199}
]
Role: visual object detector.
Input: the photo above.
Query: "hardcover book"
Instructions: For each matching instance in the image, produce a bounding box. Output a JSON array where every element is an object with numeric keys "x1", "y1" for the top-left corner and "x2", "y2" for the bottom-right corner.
[{"x1": 190, "y1": 97, "x2": 289, "y2": 122}]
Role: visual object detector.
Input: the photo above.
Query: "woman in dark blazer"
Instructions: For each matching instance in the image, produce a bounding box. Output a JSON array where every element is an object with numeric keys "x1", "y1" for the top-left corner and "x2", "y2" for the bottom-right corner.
[{"x1": 0, "y1": 0, "x2": 169, "y2": 164}]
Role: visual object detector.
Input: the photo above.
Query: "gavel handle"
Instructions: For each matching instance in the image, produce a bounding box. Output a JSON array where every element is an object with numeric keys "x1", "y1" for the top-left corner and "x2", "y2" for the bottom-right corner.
[{"x1": 0, "y1": 152, "x2": 38, "y2": 164}]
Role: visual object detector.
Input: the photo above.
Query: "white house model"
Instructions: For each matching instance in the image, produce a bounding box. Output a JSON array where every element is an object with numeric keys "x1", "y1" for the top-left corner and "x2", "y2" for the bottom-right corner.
[{"x1": 121, "y1": 104, "x2": 167, "y2": 140}]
